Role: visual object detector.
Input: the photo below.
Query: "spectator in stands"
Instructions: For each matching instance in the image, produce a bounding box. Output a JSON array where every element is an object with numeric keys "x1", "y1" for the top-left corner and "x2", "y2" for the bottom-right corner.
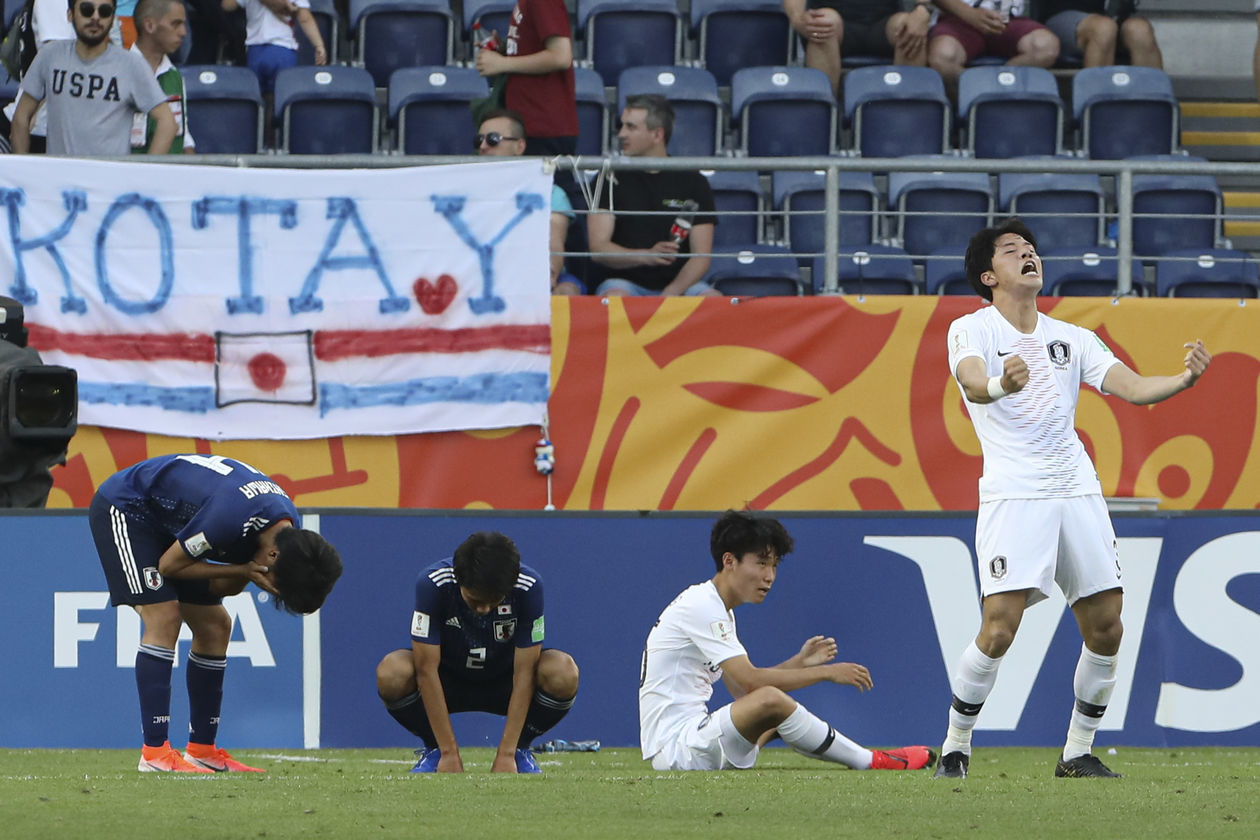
[
  {"x1": 474, "y1": 0, "x2": 577, "y2": 158},
  {"x1": 131, "y1": 0, "x2": 195, "y2": 153},
  {"x1": 0, "y1": 0, "x2": 77, "y2": 153},
  {"x1": 928, "y1": 0, "x2": 1059, "y2": 93},
  {"x1": 1036, "y1": 1, "x2": 1162, "y2": 68},
  {"x1": 782, "y1": 0, "x2": 933, "y2": 99},
  {"x1": 221, "y1": 0, "x2": 326, "y2": 146},
  {"x1": 11, "y1": 0, "x2": 176, "y2": 155},
  {"x1": 476, "y1": 107, "x2": 583, "y2": 295},
  {"x1": 109, "y1": 0, "x2": 139, "y2": 48},
  {"x1": 587, "y1": 94, "x2": 720, "y2": 297}
]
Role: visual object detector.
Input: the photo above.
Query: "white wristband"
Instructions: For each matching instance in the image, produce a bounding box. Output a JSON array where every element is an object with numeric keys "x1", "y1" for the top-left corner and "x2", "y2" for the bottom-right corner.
[{"x1": 987, "y1": 376, "x2": 1007, "y2": 400}]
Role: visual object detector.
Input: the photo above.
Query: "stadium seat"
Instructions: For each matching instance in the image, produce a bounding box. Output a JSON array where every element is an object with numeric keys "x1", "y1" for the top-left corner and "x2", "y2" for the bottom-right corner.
[
  {"x1": 577, "y1": 0, "x2": 682, "y2": 86},
  {"x1": 0, "y1": 71, "x2": 18, "y2": 108},
  {"x1": 887, "y1": 167, "x2": 992, "y2": 257},
  {"x1": 462, "y1": 0, "x2": 515, "y2": 59},
  {"x1": 617, "y1": 66, "x2": 723, "y2": 157},
  {"x1": 999, "y1": 170, "x2": 1105, "y2": 249},
  {"x1": 1072, "y1": 66, "x2": 1178, "y2": 159},
  {"x1": 1154, "y1": 248, "x2": 1259, "y2": 298},
  {"x1": 575, "y1": 66, "x2": 610, "y2": 156},
  {"x1": 689, "y1": 0, "x2": 792, "y2": 87},
  {"x1": 350, "y1": 0, "x2": 454, "y2": 88},
  {"x1": 957, "y1": 66, "x2": 1063, "y2": 158},
  {"x1": 773, "y1": 170, "x2": 881, "y2": 259},
  {"x1": 706, "y1": 244, "x2": 803, "y2": 297},
  {"x1": 273, "y1": 66, "x2": 378, "y2": 154},
  {"x1": 704, "y1": 170, "x2": 766, "y2": 248},
  {"x1": 843, "y1": 66, "x2": 950, "y2": 157},
  {"x1": 924, "y1": 246, "x2": 970, "y2": 295},
  {"x1": 296, "y1": 0, "x2": 340, "y2": 65},
  {"x1": 815, "y1": 244, "x2": 919, "y2": 295},
  {"x1": 730, "y1": 66, "x2": 836, "y2": 157},
  {"x1": 181, "y1": 65, "x2": 265, "y2": 154},
  {"x1": 1132, "y1": 170, "x2": 1222, "y2": 258},
  {"x1": 389, "y1": 66, "x2": 488, "y2": 155},
  {"x1": 1041, "y1": 246, "x2": 1147, "y2": 296}
]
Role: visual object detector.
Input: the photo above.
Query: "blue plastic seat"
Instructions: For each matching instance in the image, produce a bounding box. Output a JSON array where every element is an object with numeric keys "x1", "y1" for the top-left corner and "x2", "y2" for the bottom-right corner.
[
  {"x1": 706, "y1": 244, "x2": 803, "y2": 297},
  {"x1": 843, "y1": 66, "x2": 950, "y2": 157},
  {"x1": 1155, "y1": 249, "x2": 1259, "y2": 298},
  {"x1": 731, "y1": 66, "x2": 836, "y2": 157},
  {"x1": 273, "y1": 65, "x2": 378, "y2": 154},
  {"x1": 924, "y1": 246, "x2": 971, "y2": 295},
  {"x1": 617, "y1": 66, "x2": 722, "y2": 156},
  {"x1": 690, "y1": 0, "x2": 792, "y2": 87},
  {"x1": 1072, "y1": 66, "x2": 1178, "y2": 159},
  {"x1": 389, "y1": 66, "x2": 488, "y2": 155},
  {"x1": 1132, "y1": 171, "x2": 1221, "y2": 258},
  {"x1": 887, "y1": 167, "x2": 993, "y2": 257},
  {"x1": 181, "y1": 65, "x2": 264, "y2": 154},
  {"x1": 575, "y1": 66, "x2": 610, "y2": 156},
  {"x1": 773, "y1": 170, "x2": 881, "y2": 259},
  {"x1": 815, "y1": 244, "x2": 919, "y2": 295},
  {"x1": 1041, "y1": 246, "x2": 1147, "y2": 296},
  {"x1": 704, "y1": 171, "x2": 765, "y2": 248},
  {"x1": 296, "y1": 0, "x2": 341, "y2": 65},
  {"x1": 577, "y1": 0, "x2": 682, "y2": 86},
  {"x1": 958, "y1": 66, "x2": 1063, "y2": 158},
  {"x1": 999, "y1": 170, "x2": 1105, "y2": 249},
  {"x1": 351, "y1": 0, "x2": 454, "y2": 87}
]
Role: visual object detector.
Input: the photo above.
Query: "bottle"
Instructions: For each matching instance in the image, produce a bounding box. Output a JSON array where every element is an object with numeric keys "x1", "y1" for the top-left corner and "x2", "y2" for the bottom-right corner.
[
  {"x1": 472, "y1": 21, "x2": 499, "y2": 51},
  {"x1": 995, "y1": 0, "x2": 1014, "y2": 23},
  {"x1": 668, "y1": 200, "x2": 699, "y2": 245}
]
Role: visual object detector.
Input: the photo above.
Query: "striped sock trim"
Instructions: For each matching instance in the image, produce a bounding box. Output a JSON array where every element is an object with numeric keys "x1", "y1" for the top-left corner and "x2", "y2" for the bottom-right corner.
[
  {"x1": 139, "y1": 644, "x2": 176, "y2": 662},
  {"x1": 811, "y1": 727, "x2": 837, "y2": 756},
  {"x1": 385, "y1": 692, "x2": 421, "y2": 711},
  {"x1": 533, "y1": 690, "x2": 575, "y2": 711},
  {"x1": 188, "y1": 652, "x2": 227, "y2": 670},
  {"x1": 1075, "y1": 698, "x2": 1108, "y2": 719}
]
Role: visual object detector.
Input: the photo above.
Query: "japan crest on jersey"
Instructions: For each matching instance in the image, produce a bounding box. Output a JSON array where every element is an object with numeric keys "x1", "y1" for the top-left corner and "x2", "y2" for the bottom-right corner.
[
  {"x1": 144, "y1": 567, "x2": 163, "y2": 590},
  {"x1": 494, "y1": 619, "x2": 517, "y2": 641}
]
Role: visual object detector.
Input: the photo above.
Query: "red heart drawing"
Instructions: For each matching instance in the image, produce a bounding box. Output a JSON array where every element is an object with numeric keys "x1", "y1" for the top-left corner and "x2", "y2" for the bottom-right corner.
[{"x1": 413, "y1": 274, "x2": 457, "y2": 315}]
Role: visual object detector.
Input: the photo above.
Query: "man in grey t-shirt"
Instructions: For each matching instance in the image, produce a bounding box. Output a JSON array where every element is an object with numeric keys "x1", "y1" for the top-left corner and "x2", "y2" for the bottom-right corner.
[{"x1": 11, "y1": 0, "x2": 175, "y2": 155}]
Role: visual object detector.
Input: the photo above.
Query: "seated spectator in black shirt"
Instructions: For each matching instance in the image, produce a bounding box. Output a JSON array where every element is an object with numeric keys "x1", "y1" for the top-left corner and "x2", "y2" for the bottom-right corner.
[
  {"x1": 1038, "y1": 0, "x2": 1162, "y2": 68},
  {"x1": 587, "y1": 95, "x2": 720, "y2": 298}
]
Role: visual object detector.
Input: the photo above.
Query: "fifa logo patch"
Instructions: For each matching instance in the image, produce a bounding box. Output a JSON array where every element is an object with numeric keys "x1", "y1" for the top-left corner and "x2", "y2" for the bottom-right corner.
[
  {"x1": 1047, "y1": 340, "x2": 1071, "y2": 367},
  {"x1": 144, "y1": 567, "x2": 163, "y2": 590},
  {"x1": 989, "y1": 556, "x2": 1008, "y2": 581},
  {"x1": 493, "y1": 619, "x2": 517, "y2": 641}
]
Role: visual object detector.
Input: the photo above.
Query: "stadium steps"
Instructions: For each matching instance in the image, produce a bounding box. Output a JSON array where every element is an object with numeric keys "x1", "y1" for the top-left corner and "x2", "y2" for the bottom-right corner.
[
  {"x1": 1180, "y1": 101, "x2": 1260, "y2": 163},
  {"x1": 1223, "y1": 189, "x2": 1260, "y2": 251}
]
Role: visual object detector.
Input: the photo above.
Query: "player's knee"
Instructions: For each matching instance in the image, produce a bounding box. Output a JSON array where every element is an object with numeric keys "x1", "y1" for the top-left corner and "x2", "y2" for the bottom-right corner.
[
  {"x1": 375, "y1": 649, "x2": 415, "y2": 700},
  {"x1": 1020, "y1": 30, "x2": 1060, "y2": 66},
  {"x1": 749, "y1": 686, "x2": 794, "y2": 719},
  {"x1": 1120, "y1": 17, "x2": 1155, "y2": 50},
  {"x1": 137, "y1": 602, "x2": 183, "y2": 644},
  {"x1": 1081, "y1": 15, "x2": 1118, "y2": 50},
  {"x1": 183, "y1": 605, "x2": 232, "y2": 648},
  {"x1": 1084, "y1": 616, "x2": 1123, "y2": 655},
  {"x1": 536, "y1": 649, "x2": 579, "y2": 699}
]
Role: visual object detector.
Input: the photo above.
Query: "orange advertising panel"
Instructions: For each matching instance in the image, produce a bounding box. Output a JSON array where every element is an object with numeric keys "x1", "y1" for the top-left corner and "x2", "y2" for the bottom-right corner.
[{"x1": 43, "y1": 296, "x2": 1260, "y2": 511}]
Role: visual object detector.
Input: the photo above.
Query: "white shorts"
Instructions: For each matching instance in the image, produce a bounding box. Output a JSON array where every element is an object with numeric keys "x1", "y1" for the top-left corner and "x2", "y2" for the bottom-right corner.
[
  {"x1": 975, "y1": 495, "x2": 1122, "y2": 607},
  {"x1": 649, "y1": 704, "x2": 759, "y2": 771}
]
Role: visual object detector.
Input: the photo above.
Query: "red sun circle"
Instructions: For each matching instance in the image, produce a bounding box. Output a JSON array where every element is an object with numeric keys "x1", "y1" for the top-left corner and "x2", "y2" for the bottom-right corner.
[{"x1": 248, "y1": 352, "x2": 287, "y2": 392}]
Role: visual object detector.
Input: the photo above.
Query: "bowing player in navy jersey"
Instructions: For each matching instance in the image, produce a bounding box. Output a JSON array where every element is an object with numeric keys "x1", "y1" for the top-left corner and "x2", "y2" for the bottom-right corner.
[
  {"x1": 89, "y1": 453, "x2": 343, "y2": 773},
  {"x1": 375, "y1": 531, "x2": 579, "y2": 773}
]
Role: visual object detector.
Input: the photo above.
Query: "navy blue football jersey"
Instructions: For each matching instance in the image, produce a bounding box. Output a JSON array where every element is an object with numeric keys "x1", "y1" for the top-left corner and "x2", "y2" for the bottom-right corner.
[
  {"x1": 410, "y1": 558, "x2": 545, "y2": 681},
  {"x1": 97, "y1": 454, "x2": 300, "y2": 565}
]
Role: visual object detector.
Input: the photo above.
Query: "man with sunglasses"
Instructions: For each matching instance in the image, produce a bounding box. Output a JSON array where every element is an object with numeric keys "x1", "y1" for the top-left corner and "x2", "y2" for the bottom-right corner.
[
  {"x1": 11, "y1": 0, "x2": 175, "y2": 154},
  {"x1": 475, "y1": 107, "x2": 582, "y2": 296}
]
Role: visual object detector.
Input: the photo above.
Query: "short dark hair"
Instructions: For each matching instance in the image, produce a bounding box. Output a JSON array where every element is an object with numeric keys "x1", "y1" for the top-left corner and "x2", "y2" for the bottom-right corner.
[
  {"x1": 709, "y1": 510, "x2": 794, "y2": 573},
  {"x1": 478, "y1": 107, "x2": 527, "y2": 141},
  {"x1": 624, "y1": 93, "x2": 674, "y2": 144},
  {"x1": 452, "y1": 531, "x2": 520, "y2": 599},
  {"x1": 964, "y1": 217, "x2": 1039, "y2": 301},
  {"x1": 272, "y1": 528, "x2": 343, "y2": 615}
]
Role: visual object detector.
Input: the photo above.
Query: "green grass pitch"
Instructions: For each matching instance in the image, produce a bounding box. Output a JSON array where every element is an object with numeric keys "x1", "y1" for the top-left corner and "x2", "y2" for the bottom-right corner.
[{"x1": 2, "y1": 747, "x2": 1257, "y2": 839}]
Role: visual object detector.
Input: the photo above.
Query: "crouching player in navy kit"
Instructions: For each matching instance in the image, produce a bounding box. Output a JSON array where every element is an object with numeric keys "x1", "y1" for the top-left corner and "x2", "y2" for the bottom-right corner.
[
  {"x1": 375, "y1": 531, "x2": 579, "y2": 773},
  {"x1": 89, "y1": 454, "x2": 344, "y2": 773},
  {"x1": 639, "y1": 510, "x2": 935, "y2": 772}
]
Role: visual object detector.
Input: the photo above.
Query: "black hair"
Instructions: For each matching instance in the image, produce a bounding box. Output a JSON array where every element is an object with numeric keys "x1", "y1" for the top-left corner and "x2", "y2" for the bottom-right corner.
[
  {"x1": 452, "y1": 531, "x2": 520, "y2": 599},
  {"x1": 478, "y1": 107, "x2": 527, "y2": 141},
  {"x1": 709, "y1": 509, "x2": 794, "y2": 573},
  {"x1": 272, "y1": 528, "x2": 343, "y2": 615},
  {"x1": 134, "y1": 0, "x2": 180, "y2": 25},
  {"x1": 624, "y1": 93, "x2": 675, "y2": 144},
  {"x1": 964, "y1": 217, "x2": 1039, "y2": 301}
]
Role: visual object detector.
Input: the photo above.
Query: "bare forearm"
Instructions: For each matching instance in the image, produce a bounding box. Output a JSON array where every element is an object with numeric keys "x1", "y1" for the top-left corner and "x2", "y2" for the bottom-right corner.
[
  {"x1": 496, "y1": 672, "x2": 535, "y2": 757},
  {"x1": 417, "y1": 669, "x2": 459, "y2": 752},
  {"x1": 1115, "y1": 374, "x2": 1191, "y2": 406}
]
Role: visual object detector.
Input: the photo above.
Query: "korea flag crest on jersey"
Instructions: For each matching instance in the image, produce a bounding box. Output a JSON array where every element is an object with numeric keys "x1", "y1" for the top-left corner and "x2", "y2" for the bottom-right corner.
[{"x1": 215, "y1": 331, "x2": 316, "y2": 407}]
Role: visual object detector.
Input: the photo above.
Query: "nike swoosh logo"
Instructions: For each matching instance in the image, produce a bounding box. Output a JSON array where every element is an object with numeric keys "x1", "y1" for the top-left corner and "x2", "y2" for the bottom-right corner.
[{"x1": 997, "y1": 350, "x2": 1013, "y2": 356}]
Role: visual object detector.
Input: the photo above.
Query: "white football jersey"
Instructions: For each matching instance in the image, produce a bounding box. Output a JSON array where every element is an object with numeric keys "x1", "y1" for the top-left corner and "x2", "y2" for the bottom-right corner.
[
  {"x1": 947, "y1": 306, "x2": 1122, "y2": 501},
  {"x1": 639, "y1": 581, "x2": 746, "y2": 761}
]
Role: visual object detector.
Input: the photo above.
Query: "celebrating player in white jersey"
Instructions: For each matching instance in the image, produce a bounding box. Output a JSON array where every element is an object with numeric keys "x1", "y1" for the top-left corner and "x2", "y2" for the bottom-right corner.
[
  {"x1": 639, "y1": 510, "x2": 935, "y2": 772},
  {"x1": 935, "y1": 218, "x2": 1212, "y2": 780}
]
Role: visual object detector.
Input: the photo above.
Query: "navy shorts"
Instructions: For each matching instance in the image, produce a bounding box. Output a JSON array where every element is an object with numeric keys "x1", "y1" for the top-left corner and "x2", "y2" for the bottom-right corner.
[
  {"x1": 89, "y1": 493, "x2": 219, "y2": 607},
  {"x1": 435, "y1": 665, "x2": 515, "y2": 714}
]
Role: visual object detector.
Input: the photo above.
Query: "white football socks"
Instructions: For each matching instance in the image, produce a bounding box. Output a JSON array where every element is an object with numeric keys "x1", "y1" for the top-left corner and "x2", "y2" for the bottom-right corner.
[
  {"x1": 1063, "y1": 644, "x2": 1118, "y2": 761},
  {"x1": 777, "y1": 704, "x2": 873, "y2": 769},
  {"x1": 941, "y1": 640, "x2": 1003, "y2": 756}
]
